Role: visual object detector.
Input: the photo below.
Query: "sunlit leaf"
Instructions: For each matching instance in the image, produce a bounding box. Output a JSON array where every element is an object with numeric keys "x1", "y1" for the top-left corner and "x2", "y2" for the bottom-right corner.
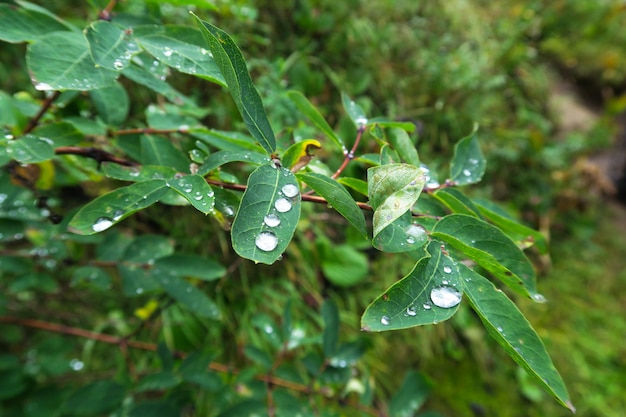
[
  {"x1": 460, "y1": 264, "x2": 574, "y2": 413},
  {"x1": 193, "y1": 16, "x2": 276, "y2": 154},
  {"x1": 297, "y1": 172, "x2": 367, "y2": 238},
  {"x1": 362, "y1": 242, "x2": 462, "y2": 331},
  {"x1": 431, "y1": 214, "x2": 538, "y2": 298},
  {"x1": 231, "y1": 164, "x2": 301, "y2": 264},
  {"x1": 449, "y1": 126, "x2": 486, "y2": 185},
  {"x1": 68, "y1": 180, "x2": 168, "y2": 235},
  {"x1": 287, "y1": 90, "x2": 344, "y2": 149}
]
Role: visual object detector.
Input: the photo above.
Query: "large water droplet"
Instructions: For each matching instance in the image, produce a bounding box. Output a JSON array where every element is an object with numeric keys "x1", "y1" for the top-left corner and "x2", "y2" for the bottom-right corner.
[
  {"x1": 430, "y1": 286, "x2": 462, "y2": 308},
  {"x1": 255, "y1": 231, "x2": 278, "y2": 252},
  {"x1": 443, "y1": 265, "x2": 452, "y2": 274},
  {"x1": 264, "y1": 213, "x2": 281, "y2": 227},
  {"x1": 163, "y1": 47, "x2": 173, "y2": 57},
  {"x1": 463, "y1": 169, "x2": 471, "y2": 176},
  {"x1": 531, "y1": 293, "x2": 547, "y2": 303},
  {"x1": 113, "y1": 60, "x2": 124, "y2": 70},
  {"x1": 275, "y1": 198, "x2": 292, "y2": 213},
  {"x1": 281, "y1": 183, "x2": 299, "y2": 198},
  {"x1": 405, "y1": 224, "x2": 426, "y2": 244},
  {"x1": 380, "y1": 315, "x2": 390, "y2": 326},
  {"x1": 92, "y1": 217, "x2": 114, "y2": 232}
]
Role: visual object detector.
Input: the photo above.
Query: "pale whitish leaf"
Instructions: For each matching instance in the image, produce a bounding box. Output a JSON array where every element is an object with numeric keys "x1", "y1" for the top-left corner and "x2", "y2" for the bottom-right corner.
[
  {"x1": 431, "y1": 214, "x2": 538, "y2": 298},
  {"x1": 460, "y1": 264, "x2": 574, "y2": 413},
  {"x1": 27, "y1": 31, "x2": 118, "y2": 91},
  {"x1": 231, "y1": 164, "x2": 301, "y2": 264},
  {"x1": 193, "y1": 15, "x2": 276, "y2": 154},
  {"x1": 68, "y1": 180, "x2": 168, "y2": 235},
  {"x1": 297, "y1": 172, "x2": 367, "y2": 238},
  {"x1": 362, "y1": 242, "x2": 462, "y2": 331},
  {"x1": 368, "y1": 163, "x2": 425, "y2": 238}
]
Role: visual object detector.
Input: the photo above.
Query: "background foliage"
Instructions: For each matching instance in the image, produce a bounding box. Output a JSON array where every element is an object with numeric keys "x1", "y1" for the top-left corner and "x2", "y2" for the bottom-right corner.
[{"x1": 1, "y1": 1, "x2": 625, "y2": 416}]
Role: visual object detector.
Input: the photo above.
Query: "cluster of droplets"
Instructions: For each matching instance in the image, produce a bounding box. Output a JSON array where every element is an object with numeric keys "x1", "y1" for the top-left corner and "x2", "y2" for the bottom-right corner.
[
  {"x1": 254, "y1": 181, "x2": 300, "y2": 252},
  {"x1": 419, "y1": 164, "x2": 440, "y2": 189}
]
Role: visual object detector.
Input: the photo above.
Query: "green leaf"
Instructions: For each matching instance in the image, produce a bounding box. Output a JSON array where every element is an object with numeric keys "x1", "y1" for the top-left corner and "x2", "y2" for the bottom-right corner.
[
  {"x1": 6, "y1": 135, "x2": 54, "y2": 163},
  {"x1": 243, "y1": 345, "x2": 273, "y2": 370},
  {"x1": 368, "y1": 163, "x2": 425, "y2": 239},
  {"x1": 85, "y1": 20, "x2": 140, "y2": 71},
  {"x1": 166, "y1": 174, "x2": 215, "y2": 214},
  {"x1": 287, "y1": 90, "x2": 344, "y2": 150},
  {"x1": 196, "y1": 150, "x2": 269, "y2": 176},
  {"x1": 190, "y1": 127, "x2": 260, "y2": 151},
  {"x1": 156, "y1": 271, "x2": 221, "y2": 319},
  {"x1": 319, "y1": 242, "x2": 369, "y2": 287},
  {"x1": 372, "y1": 211, "x2": 428, "y2": 253},
  {"x1": 154, "y1": 253, "x2": 226, "y2": 281},
  {"x1": 431, "y1": 214, "x2": 538, "y2": 298},
  {"x1": 136, "y1": 371, "x2": 180, "y2": 392},
  {"x1": 90, "y1": 82, "x2": 129, "y2": 125},
  {"x1": 62, "y1": 380, "x2": 125, "y2": 416},
  {"x1": 0, "y1": 3, "x2": 71, "y2": 43},
  {"x1": 475, "y1": 200, "x2": 548, "y2": 254},
  {"x1": 297, "y1": 172, "x2": 367, "y2": 238},
  {"x1": 193, "y1": 16, "x2": 276, "y2": 154},
  {"x1": 122, "y1": 63, "x2": 195, "y2": 106},
  {"x1": 101, "y1": 163, "x2": 178, "y2": 182},
  {"x1": 336, "y1": 177, "x2": 368, "y2": 196},
  {"x1": 140, "y1": 134, "x2": 190, "y2": 172},
  {"x1": 389, "y1": 371, "x2": 431, "y2": 417},
  {"x1": 386, "y1": 127, "x2": 420, "y2": 166},
  {"x1": 70, "y1": 266, "x2": 111, "y2": 290},
  {"x1": 321, "y1": 299, "x2": 340, "y2": 358},
  {"x1": 369, "y1": 118, "x2": 416, "y2": 132},
  {"x1": 361, "y1": 242, "x2": 462, "y2": 331},
  {"x1": 32, "y1": 122, "x2": 83, "y2": 147},
  {"x1": 68, "y1": 180, "x2": 168, "y2": 235},
  {"x1": 129, "y1": 401, "x2": 179, "y2": 417},
  {"x1": 133, "y1": 25, "x2": 225, "y2": 86},
  {"x1": 449, "y1": 126, "x2": 486, "y2": 185},
  {"x1": 231, "y1": 164, "x2": 301, "y2": 264},
  {"x1": 341, "y1": 92, "x2": 367, "y2": 127},
  {"x1": 27, "y1": 31, "x2": 118, "y2": 91},
  {"x1": 432, "y1": 188, "x2": 483, "y2": 218},
  {"x1": 460, "y1": 265, "x2": 574, "y2": 413}
]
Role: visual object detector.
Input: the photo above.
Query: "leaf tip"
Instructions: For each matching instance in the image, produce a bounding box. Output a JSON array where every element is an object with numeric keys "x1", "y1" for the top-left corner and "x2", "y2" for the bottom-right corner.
[{"x1": 566, "y1": 400, "x2": 576, "y2": 414}]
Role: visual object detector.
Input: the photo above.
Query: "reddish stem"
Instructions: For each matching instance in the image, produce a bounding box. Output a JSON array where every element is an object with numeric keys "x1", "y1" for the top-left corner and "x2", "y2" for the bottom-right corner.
[{"x1": 23, "y1": 91, "x2": 61, "y2": 135}]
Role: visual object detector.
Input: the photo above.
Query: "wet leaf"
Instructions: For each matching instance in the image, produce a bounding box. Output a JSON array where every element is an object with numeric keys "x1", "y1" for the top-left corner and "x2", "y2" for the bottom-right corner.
[
  {"x1": 196, "y1": 150, "x2": 269, "y2": 176},
  {"x1": 101, "y1": 163, "x2": 177, "y2": 182},
  {"x1": 0, "y1": 3, "x2": 71, "y2": 43},
  {"x1": 361, "y1": 242, "x2": 462, "y2": 331},
  {"x1": 386, "y1": 127, "x2": 420, "y2": 166},
  {"x1": 372, "y1": 211, "x2": 428, "y2": 253},
  {"x1": 432, "y1": 188, "x2": 483, "y2": 218},
  {"x1": 89, "y1": 82, "x2": 129, "y2": 125},
  {"x1": 341, "y1": 92, "x2": 367, "y2": 127},
  {"x1": 193, "y1": 16, "x2": 276, "y2": 154},
  {"x1": 449, "y1": 126, "x2": 486, "y2": 185},
  {"x1": 156, "y1": 271, "x2": 221, "y2": 319},
  {"x1": 32, "y1": 122, "x2": 83, "y2": 147},
  {"x1": 368, "y1": 163, "x2": 425, "y2": 239},
  {"x1": 122, "y1": 63, "x2": 195, "y2": 107},
  {"x1": 85, "y1": 20, "x2": 140, "y2": 71},
  {"x1": 431, "y1": 214, "x2": 537, "y2": 298},
  {"x1": 460, "y1": 264, "x2": 574, "y2": 413},
  {"x1": 231, "y1": 164, "x2": 301, "y2": 264},
  {"x1": 166, "y1": 174, "x2": 215, "y2": 214},
  {"x1": 287, "y1": 90, "x2": 344, "y2": 149},
  {"x1": 297, "y1": 172, "x2": 367, "y2": 238},
  {"x1": 6, "y1": 134, "x2": 54, "y2": 163},
  {"x1": 68, "y1": 180, "x2": 168, "y2": 235}
]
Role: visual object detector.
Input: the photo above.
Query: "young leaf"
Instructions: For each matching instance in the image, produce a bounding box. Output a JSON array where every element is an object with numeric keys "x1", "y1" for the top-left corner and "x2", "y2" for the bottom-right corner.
[
  {"x1": 193, "y1": 15, "x2": 276, "y2": 154},
  {"x1": 6, "y1": 135, "x2": 54, "y2": 163},
  {"x1": 27, "y1": 31, "x2": 118, "y2": 91},
  {"x1": 196, "y1": 150, "x2": 269, "y2": 176},
  {"x1": 460, "y1": 264, "x2": 575, "y2": 413},
  {"x1": 361, "y1": 242, "x2": 462, "y2": 331},
  {"x1": 368, "y1": 163, "x2": 425, "y2": 239},
  {"x1": 386, "y1": 127, "x2": 420, "y2": 166},
  {"x1": 449, "y1": 126, "x2": 486, "y2": 185},
  {"x1": 432, "y1": 188, "x2": 483, "y2": 218},
  {"x1": 297, "y1": 172, "x2": 367, "y2": 238},
  {"x1": 68, "y1": 179, "x2": 168, "y2": 235},
  {"x1": 281, "y1": 139, "x2": 321, "y2": 172},
  {"x1": 341, "y1": 92, "x2": 367, "y2": 127},
  {"x1": 85, "y1": 20, "x2": 140, "y2": 71},
  {"x1": 133, "y1": 25, "x2": 225, "y2": 86},
  {"x1": 230, "y1": 164, "x2": 301, "y2": 264},
  {"x1": 287, "y1": 90, "x2": 344, "y2": 150},
  {"x1": 431, "y1": 214, "x2": 538, "y2": 298},
  {"x1": 166, "y1": 174, "x2": 215, "y2": 214}
]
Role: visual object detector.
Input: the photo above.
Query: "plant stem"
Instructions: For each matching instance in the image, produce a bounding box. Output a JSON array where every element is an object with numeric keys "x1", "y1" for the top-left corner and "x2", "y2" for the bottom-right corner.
[
  {"x1": 54, "y1": 146, "x2": 139, "y2": 166},
  {"x1": 22, "y1": 91, "x2": 61, "y2": 135},
  {"x1": 331, "y1": 123, "x2": 365, "y2": 179}
]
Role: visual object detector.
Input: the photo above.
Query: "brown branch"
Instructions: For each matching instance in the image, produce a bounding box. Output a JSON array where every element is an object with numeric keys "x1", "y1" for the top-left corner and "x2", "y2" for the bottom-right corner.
[
  {"x1": 99, "y1": 0, "x2": 118, "y2": 20},
  {"x1": 55, "y1": 146, "x2": 138, "y2": 166},
  {"x1": 23, "y1": 91, "x2": 61, "y2": 135},
  {"x1": 332, "y1": 123, "x2": 365, "y2": 179}
]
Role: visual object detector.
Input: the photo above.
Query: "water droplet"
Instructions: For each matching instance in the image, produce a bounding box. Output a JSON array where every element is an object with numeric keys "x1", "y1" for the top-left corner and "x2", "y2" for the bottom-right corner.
[
  {"x1": 163, "y1": 47, "x2": 173, "y2": 57},
  {"x1": 355, "y1": 116, "x2": 368, "y2": 126},
  {"x1": 423, "y1": 302, "x2": 432, "y2": 310},
  {"x1": 264, "y1": 324, "x2": 273, "y2": 334},
  {"x1": 193, "y1": 191, "x2": 203, "y2": 201},
  {"x1": 380, "y1": 316, "x2": 390, "y2": 326},
  {"x1": 112, "y1": 210, "x2": 124, "y2": 221},
  {"x1": 532, "y1": 293, "x2": 547, "y2": 303},
  {"x1": 281, "y1": 183, "x2": 299, "y2": 198},
  {"x1": 113, "y1": 60, "x2": 124, "y2": 70},
  {"x1": 69, "y1": 359, "x2": 84, "y2": 371},
  {"x1": 136, "y1": 287, "x2": 144, "y2": 294},
  {"x1": 264, "y1": 213, "x2": 281, "y2": 227},
  {"x1": 404, "y1": 224, "x2": 426, "y2": 245},
  {"x1": 405, "y1": 306, "x2": 417, "y2": 316},
  {"x1": 223, "y1": 205, "x2": 234, "y2": 216},
  {"x1": 92, "y1": 217, "x2": 114, "y2": 232},
  {"x1": 443, "y1": 265, "x2": 452, "y2": 274},
  {"x1": 255, "y1": 231, "x2": 278, "y2": 252},
  {"x1": 496, "y1": 326, "x2": 504, "y2": 333},
  {"x1": 463, "y1": 169, "x2": 471, "y2": 176},
  {"x1": 430, "y1": 286, "x2": 462, "y2": 308},
  {"x1": 274, "y1": 198, "x2": 292, "y2": 213},
  {"x1": 34, "y1": 81, "x2": 53, "y2": 91}
]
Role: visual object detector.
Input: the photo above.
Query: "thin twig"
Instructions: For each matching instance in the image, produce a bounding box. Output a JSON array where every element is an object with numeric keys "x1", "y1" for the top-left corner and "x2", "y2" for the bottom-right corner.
[
  {"x1": 331, "y1": 123, "x2": 366, "y2": 179},
  {"x1": 99, "y1": 0, "x2": 118, "y2": 20},
  {"x1": 112, "y1": 128, "x2": 187, "y2": 136},
  {"x1": 23, "y1": 91, "x2": 61, "y2": 134}
]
